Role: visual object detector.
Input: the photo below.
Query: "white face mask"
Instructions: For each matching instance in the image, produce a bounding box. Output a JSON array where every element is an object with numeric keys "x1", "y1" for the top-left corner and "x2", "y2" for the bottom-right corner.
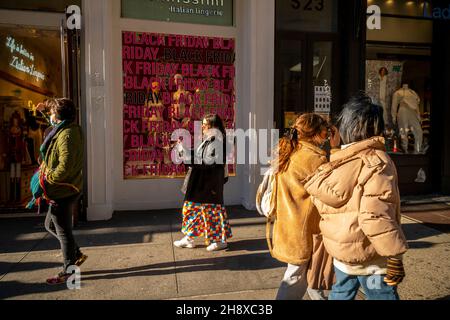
[{"x1": 50, "y1": 114, "x2": 58, "y2": 126}]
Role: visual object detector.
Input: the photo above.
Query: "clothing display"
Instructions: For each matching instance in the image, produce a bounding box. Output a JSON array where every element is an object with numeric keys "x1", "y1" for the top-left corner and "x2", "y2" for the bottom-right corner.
[
  {"x1": 379, "y1": 75, "x2": 389, "y2": 125},
  {"x1": 365, "y1": 61, "x2": 404, "y2": 128},
  {"x1": 0, "y1": 129, "x2": 8, "y2": 171},
  {"x1": 391, "y1": 84, "x2": 423, "y2": 153}
]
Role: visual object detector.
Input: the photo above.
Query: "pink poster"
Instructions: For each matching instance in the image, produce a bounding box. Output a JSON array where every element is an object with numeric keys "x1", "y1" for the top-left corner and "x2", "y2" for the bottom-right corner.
[{"x1": 122, "y1": 31, "x2": 236, "y2": 179}]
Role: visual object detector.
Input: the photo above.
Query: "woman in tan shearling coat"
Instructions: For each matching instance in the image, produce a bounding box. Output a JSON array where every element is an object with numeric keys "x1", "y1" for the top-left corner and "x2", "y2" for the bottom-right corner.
[
  {"x1": 304, "y1": 94, "x2": 408, "y2": 300},
  {"x1": 271, "y1": 113, "x2": 338, "y2": 300}
]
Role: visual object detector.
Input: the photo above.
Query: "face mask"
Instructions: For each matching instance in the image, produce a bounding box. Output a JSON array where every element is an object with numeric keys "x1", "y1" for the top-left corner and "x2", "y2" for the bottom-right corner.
[{"x1": 49, "y1": 115, "x2": 58, "y2": 126}]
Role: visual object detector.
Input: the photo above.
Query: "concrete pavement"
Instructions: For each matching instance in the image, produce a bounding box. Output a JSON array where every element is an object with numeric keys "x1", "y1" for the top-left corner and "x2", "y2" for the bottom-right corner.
[{"x1": 0, "y1": 205, "x2": 449, "y2": 300}]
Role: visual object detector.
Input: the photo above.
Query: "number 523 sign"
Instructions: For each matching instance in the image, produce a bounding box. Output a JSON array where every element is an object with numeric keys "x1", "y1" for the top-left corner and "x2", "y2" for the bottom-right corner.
[{"x1": 290, "y1": 0, "x2": 324, "y2": 11}]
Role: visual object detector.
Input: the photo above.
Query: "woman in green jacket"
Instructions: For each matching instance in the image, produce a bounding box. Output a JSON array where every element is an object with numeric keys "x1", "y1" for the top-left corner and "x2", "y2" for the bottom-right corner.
[{"x1": 33, "y1": 98, "x2": 87, "y2": 285}]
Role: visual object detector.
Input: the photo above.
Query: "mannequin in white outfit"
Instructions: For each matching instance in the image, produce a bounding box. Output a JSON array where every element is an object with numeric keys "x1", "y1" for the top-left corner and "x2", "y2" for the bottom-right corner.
[
  {"x1": 391, "y1": 84, "x2": 423, "y2": 153},
  {"x1": 378, "y1": 67, "x2": 390, "y2": 126}
]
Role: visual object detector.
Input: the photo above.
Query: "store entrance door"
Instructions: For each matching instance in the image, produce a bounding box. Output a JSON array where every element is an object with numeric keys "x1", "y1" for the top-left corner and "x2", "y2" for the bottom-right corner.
[
  {"x1": 0, "y1": 10, "x2": 82, "y2": 214},
  {"x1": 274, "y1": 31, "x2": 339, "y2": 133}
]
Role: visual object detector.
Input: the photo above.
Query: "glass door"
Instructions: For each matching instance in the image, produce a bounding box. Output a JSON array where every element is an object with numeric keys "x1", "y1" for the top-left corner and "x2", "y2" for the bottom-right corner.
[
  {"x1": 275, "y1": 35, "x2": 305, "y2": 133},
  {"x1": 275, "y1": 32, "x2": 338, "y2": 133}
]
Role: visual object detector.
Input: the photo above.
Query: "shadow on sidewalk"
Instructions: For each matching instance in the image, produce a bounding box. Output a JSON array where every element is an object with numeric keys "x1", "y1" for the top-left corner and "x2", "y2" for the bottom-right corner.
[
  {"x1": 226, "y1": 239, "x2": 270, "y2": 252},
  {"x1": 1, "y1": 261, "x2": 61, "y2": 277},
  {"x1": 81, "y1": 252, "x2": 284, "y2": 281},
  {"x1": 401, "y1": 223, "x2": 444, "y2": 241},
  {"x1": 0, "y1": 207, "x2": 265, "y2": 255},
  {"x1": 0, "y1": 280, "x2": 69, "y2": 300}
]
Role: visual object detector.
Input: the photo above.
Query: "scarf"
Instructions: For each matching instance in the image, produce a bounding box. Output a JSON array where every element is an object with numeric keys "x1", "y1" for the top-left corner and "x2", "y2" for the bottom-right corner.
[{"x1": 26, "y1": 121, "x2": 68, "y2": 210}]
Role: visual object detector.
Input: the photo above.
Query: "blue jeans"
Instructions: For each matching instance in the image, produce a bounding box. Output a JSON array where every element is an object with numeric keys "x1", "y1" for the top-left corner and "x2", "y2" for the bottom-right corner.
[{"x1": 329, "y1": 266, "x2": 400, "y2": 300}]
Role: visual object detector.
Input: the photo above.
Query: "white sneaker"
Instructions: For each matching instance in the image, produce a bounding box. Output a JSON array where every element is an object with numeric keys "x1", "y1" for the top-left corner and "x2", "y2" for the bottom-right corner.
[
  {"x1": 173, "y1": 236, "x2": 195, "y2": 248},
  {"x1": 206, "y1": 242, "x2": 228, "y2": 251}
]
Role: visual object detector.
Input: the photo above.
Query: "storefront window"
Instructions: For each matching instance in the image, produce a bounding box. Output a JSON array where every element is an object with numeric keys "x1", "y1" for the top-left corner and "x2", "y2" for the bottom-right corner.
[
  {"x1": 312, "y1": 41, "x2": 332, "y2": 115},
  {"x1": 0, "y1": 24, "x2": 64, "y2": 208},
  {"x1": 365, "y1": 0, "x2": 432, "y2": 156},
  {"x1": 278, "y1": 39, "x2": 303, "y2": 128},
  {"x1": 122, "y1": 31, "x2": 236, "y2": 179},
  {"x1": 367, "y1": 0, "x2": 432, "y2": 17},
  {"x1": 275, "y1": 0, "x2": 338, "y2": 132}
]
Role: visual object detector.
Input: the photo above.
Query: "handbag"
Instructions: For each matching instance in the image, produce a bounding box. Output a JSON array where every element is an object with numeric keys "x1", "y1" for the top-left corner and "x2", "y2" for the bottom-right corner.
[
  {"x1": 307, "y1": 234, "x2": 335, "y2": 290},
  {"x1": 180, "y1": 167, "x2": 192, "y2": 194}
]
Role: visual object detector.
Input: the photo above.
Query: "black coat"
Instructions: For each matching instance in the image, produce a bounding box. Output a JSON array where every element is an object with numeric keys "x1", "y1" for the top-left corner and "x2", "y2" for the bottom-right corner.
[{"x1": 183, "y1": 136, "x2": 227, "y2": 205}]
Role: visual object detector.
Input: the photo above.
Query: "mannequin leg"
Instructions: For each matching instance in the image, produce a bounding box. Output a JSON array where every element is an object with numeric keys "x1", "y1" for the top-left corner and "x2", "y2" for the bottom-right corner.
[
  {"x1": 398, "y1": 107, "x2": 423, "y2": 154},
  {"x1": 381, "y1": 100, "x2": 390, "y2": 128},
  {"x1": 411, "y1": 117, "x2": 423, "y2": 153},
  {"x1": 397, "y1": 107, "x2": 410, "y2": 153}
]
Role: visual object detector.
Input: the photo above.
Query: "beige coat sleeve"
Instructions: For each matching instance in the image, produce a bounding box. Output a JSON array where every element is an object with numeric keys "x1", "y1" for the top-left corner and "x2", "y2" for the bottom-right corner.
[{"x1": 358, "y1": 164, "x2": 408, "y2": 257}]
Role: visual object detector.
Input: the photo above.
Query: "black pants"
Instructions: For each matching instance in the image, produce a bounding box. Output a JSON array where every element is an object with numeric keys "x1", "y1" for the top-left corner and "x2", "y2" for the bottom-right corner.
[{"x1": 45, "y1": 194, "x2": 80, "y2": 272}]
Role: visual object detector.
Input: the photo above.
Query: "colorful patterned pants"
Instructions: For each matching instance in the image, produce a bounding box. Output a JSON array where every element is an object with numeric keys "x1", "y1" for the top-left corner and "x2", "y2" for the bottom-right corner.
[{"x1": 181, "y1": 201, "x2": 233, "y2": 245}]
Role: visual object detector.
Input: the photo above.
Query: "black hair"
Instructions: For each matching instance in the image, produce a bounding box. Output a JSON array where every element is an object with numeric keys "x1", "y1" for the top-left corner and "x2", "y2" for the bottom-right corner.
[
  {"x1": 203, "y1": 114, "x2": 226, "y2": 137},
  {"x1": 378, "y1": 67, "x2": 389, "y2": 76},
  {"x1": 337, "y1": 92, "x2": 385, "y2": 145},
  {"x1": 46, "y1": 98, "x2": 77, "y2": 122}
]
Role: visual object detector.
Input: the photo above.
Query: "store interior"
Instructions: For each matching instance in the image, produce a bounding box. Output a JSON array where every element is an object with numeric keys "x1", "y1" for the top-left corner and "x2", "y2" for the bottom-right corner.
[
  {"x1": 365, "y1": 0, "x2": 434, "y2": 194},
  {"x1": 0, "y1": 24, "x2": 63, "y2": 209}
]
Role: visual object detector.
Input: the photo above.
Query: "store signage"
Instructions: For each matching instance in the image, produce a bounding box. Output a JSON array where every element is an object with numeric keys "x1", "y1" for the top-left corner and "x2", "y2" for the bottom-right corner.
[
  {"x1": 314, "y1": 81, "x2": 331, "y2": 114},
  {"x1": 278, "y1": 0, "x2": 337, "y2": 33},
  {"x1": 290, "y1": 0, "x2": 324, "y2": 11},
  {"x1": 122, "y1": 0, "x2": 233, "y2": 26},
  {"x1": 5, "y1": 36, "x2": 45, "y2": 81},
  {"x1": 424, "y1": 3, "x2": 450, "y2": 20},
  {"x1": 122, "y1": 31, "x2": 236, "y2": 179},
  {"x1": 367, "y1": 5, "x2": 381, "y2": 30},
  {"x1": 66, "y1": 5, "x2": 81, "y2": 30},
  {"x1": 367, "y1": 2, "x2": 450, "y2": 30}
]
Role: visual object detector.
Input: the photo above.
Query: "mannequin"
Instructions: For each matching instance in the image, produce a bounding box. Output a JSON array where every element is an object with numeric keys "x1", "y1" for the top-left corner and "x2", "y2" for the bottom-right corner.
[
  {"x1": 391, "y1": 84, "x2": 423, "y2": 153},
  {"x1": 172, "y1": 74, "x2": 191, "y2": 130},
  {"x1": 378, "y1": 67, "x2": 390, "y2": 126},
  {"x1": 145, "y1": 81, "x2": 164, "y2": 123},
  {"x1": 8, "y1": 112, "x2": 24, "y2": 202}
]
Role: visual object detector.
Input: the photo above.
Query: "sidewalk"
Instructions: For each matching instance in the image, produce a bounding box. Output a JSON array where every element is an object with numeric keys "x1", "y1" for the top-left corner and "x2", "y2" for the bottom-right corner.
[{"x1": 0, "y1": 205, "x2": 449, "y2": 300}]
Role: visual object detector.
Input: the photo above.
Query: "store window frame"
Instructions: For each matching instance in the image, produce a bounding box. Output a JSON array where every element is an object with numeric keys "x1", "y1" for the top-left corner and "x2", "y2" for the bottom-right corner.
[
  {"x1": 274, "y1": 30, "x2": 340, "y2": 133},
  {"x1": 364, "y1": 1, "x2": 436, "y2": 195}
]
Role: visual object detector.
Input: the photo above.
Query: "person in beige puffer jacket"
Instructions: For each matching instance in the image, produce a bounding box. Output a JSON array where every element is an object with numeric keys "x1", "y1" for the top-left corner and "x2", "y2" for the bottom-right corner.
[{"x1": 304, "y1": 93, "x2": 408, "y2": 300}]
